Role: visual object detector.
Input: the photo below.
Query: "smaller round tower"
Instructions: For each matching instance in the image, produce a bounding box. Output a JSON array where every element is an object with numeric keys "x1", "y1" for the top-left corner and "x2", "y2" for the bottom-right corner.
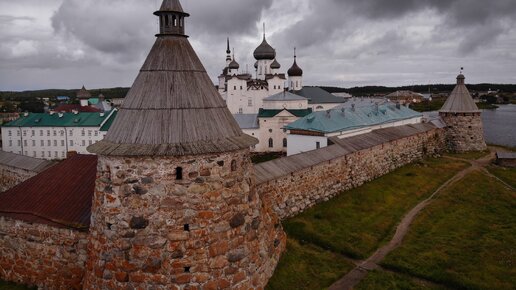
[
  {"x1": 439, "y1": 73, "x2": 487, "y2": 152},
  {"x1": 288, "y1": 48, "x2": 303, "y2": 91}
]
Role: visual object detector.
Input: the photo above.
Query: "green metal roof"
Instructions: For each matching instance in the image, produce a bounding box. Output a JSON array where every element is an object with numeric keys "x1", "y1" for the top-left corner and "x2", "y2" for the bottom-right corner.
[
  {"x1": 285, "y1": 104, "x2": 422, "y2": 134},
  {"x1": 100, "y1": 111, "x2": 118, "y2": 131},
  {"x1": 3, "y1": 110, "x2": 117, "y2": 128},
  {"x1": 258, "y1": 108, "x2": 313, "y2": 118},
  {"x1": 88, "y1": 98, "x2": 99, "y2": 105}
]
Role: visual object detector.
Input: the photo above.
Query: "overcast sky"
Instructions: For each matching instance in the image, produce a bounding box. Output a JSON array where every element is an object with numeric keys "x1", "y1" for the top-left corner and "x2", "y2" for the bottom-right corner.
[{"x1": 1, "y1": 0, "x2": 516, "y2": 91}]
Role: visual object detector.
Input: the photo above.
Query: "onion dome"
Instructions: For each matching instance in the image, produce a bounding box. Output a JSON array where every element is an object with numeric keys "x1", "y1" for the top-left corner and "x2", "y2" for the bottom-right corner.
[
  {"x1": 228, "y1": 58, "x2": 240, "y2": 70},
  {"x1": 88, "y1": 0, "x2": 257, "y2": 157},
  {"x1": 270, "y1": 59, "x2": 281, "y2": 69},
  {"x1": 253, "y1": 34, "x2": 276, "y2": 60},
  {"x1": 77, "y1": 86, "x2": 92, "y2": 100},
  {"x1": 288, "y1": 51, "x2": 303, "y2": 77}
]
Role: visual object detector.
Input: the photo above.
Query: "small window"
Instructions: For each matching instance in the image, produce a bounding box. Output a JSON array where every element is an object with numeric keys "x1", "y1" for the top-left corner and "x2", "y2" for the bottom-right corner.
[
  {"x1": 268, "y1": 138, "x2": 274, "y2": 148},
  {"x1": 8, "y1": 130, "x2": 11, "y2": 137},
  {"x1": 54, "y1": 140, "x2": 57, "y2": 147},
  {"x1": 173, "y1": 15, "x2": 177, "y2": 26},
  {"x1": 183, "y1": 224, "x2": 190, "y2": 231},
  {"x1": 234, "y1": 86, "x2": 237, "y2": 90},
  {"x1": 41, "y1": 151, "x2": 45, "y2": 157},
  {"x1": 40, "y1": 130, "x2": 43, "y2": 136},
  {"x1": 47, "y1": 140, "x2": 51, "y2": 146},
  {"x1": 269, "y1": 129, "x2": 273, "y2": 133},
  {"x1": 32, "y1": 140, "x2": 36, "y2": 146},
  {"x1": 41, "y1": 140, "x2": 44, "y2": 146},
  {"x1": 82, "y1": 140, "x2": 86, "y2": 146},
  {"x1": 176, "y1": 167, "x2": 183, "y2": 180},
  {"x1": 47, "y1": 130, "x2": 50, "y2": 136},
  {"x1": 283, "y1": 138, "x2": 287, "y2": 148},
  {"x1": 316, "y1": 142, "x2": 321, "y2": 149},
  {"x1": 238, "y1": 108, "x2": 243, "y2": 114},
  {"x1": 70, "y1": 140, "x2": 73, "y2": 146},
  {"x1": 248, "y1": 99, "x2": 253, "y2": 107},
  {"x1": 179, "y1": 17, "x2": 183, "y2": 27},
  {"x1": 8, "y1": 140, "x2": 12, "y2": 146},
  {"x1": 88, "y1": 130, "x2": 92, "y2": 136},
  {"x1": 231, "y1": 160, "x2": 237, "y2": 172},
  {"x1": 24, "y1": 140, "x2": 27, "y2": 146},
  {"x1": 53, "y1": 130, "x2": 57, "y2": 136}
]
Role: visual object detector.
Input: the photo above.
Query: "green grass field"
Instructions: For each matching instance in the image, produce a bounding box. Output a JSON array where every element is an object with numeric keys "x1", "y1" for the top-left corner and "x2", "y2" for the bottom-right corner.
[
  {"x1": 488, "y1": 165, "x2": 516, "y2": 188},
  {"x1": 444, "y1": 150, "x2": 490, "y2": 160},
  {"x1": 282, "y1": 158, "x2": 468, "y2": 259},
  {"x1": 381, "y1": 171, "x2": 516, "y2": 290},
  {"x1": 356, "y1": 270, "x2": 448, "y2": 290},
  {"x1": 267, "y1": 157, "x2": 469, "y2": 289},
  {"x1": 266, "y1": 240, "x2": 355, "y2": 290}
]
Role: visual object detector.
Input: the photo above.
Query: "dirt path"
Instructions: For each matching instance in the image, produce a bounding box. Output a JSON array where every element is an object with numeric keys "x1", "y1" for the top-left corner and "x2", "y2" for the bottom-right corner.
[{"x1": 329, "y1": 150, "x2": 505, "y2": 290}]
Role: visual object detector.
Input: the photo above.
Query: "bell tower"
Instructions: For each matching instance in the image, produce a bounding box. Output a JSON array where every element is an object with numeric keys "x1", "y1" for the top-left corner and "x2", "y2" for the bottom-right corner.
[{"x1": 83, "y1": 0, "x2": 285, "y2": 289}]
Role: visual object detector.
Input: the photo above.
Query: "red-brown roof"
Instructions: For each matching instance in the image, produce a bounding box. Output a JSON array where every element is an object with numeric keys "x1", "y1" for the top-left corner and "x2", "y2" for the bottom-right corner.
[
  {"x1": 55, "y1": 104, "x2": 101, "y2": 113},
  {"x1": 0, "y1": 154, "x2": 97, "y2": 230}
]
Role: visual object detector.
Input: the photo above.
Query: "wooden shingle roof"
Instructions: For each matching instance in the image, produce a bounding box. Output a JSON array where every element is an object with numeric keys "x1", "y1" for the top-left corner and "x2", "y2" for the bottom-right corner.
[
  {"x1": 440, "y1": 74, "x2": 480, "y2": 113},
  {"x1": 89, "y1": 0, "x2": 257, "y2": 156}
]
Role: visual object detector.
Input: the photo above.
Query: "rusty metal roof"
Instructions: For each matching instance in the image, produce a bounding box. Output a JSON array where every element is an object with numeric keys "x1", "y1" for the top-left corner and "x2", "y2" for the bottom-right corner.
[
  {"x1": 0, "y1": 151, "x2": 54, "y2": 173},
  {"x1": 0, "y1": 154, "x2": 97, "y2": 230},
  {"x1": 254, "y1": 123, "x2": 437, "y2": 184}
]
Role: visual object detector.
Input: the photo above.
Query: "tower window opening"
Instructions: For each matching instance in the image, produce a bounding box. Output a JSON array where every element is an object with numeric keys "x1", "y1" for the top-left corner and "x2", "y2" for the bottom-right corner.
[
  {"x1": 176, "y1": 167, "x2": 183, "y2": 180},
  {"x1": 179, "y1": 17, "x2": 183, "y2": 27},
  {"x1": 173, "y1": 15, "x2": 177, "y2": 26},
  {"x1": 184, "y1": 224, "x2": 190, "y2": 232},
  {"x1": 283, "y1": 138, "x2": 287, "y2": 148},
  {"x1": 184, "y1": 266, "x2": 191, "y2": 273},
  {"x1": 268, "y1": 138, "x2": 274, "y2": 148},
  {"x1": 165, "y1": 15, "x2": 169, "y2": 27}
]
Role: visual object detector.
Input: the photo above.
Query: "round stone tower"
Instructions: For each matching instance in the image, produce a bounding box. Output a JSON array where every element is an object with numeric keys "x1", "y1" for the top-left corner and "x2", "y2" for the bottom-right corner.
[
  {"x1": 84, "y1": 0, "x2": 285, "y2": 289},
  {"x1": 439, "y1": 73, "x2": 487, "y2": 152}
]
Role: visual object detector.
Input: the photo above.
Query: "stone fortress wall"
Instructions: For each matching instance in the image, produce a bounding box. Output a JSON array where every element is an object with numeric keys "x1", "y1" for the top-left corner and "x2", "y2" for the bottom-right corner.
[
  {"x1": 83, "y1": 149, "x2": 285, "y2": 290},
  {"x1": 0, "y1": 217, "x2": 88, "y2": 289},
  {"x1": 0, "y1": 165, "x2": 37, "y2": 192},
  {"x1": 0, "y1": 125, "x2": 446, "y2": 289},
  {"x1": 440, "y1": 112, "x2": 487, "y2": 153},
  {"x1": 256, "y1": 125, "x2": 446, "y2": 220}
]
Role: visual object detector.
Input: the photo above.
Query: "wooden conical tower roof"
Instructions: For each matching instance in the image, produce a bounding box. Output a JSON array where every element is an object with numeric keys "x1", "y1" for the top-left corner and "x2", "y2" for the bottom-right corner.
[
  {"x1": 89, "y1": 0, "x2": 257, "y2": 156},
  {"x1": 440, "y1": 74, "x2": 479, "y2": 113}
]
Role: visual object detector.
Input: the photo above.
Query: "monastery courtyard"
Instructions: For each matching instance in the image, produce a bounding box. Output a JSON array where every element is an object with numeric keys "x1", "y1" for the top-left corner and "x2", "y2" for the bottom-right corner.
[{"x1": 267, "y1": 146, "x2": 515, "y2": 290}]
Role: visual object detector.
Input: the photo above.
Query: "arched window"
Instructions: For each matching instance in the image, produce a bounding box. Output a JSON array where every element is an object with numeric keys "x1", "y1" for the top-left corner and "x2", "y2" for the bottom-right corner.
[
  {"x1": 268, "y1": 138, "x2": 274, "y2": 148},
  {"x1": 283, "y1": 138, "x2": 287, "y2": 148},
  {"x1": 296, "y1": 81, "x2": 299, "y2": 87},
  {"x1": 173, "y1": 15, "x2": 177, "y2": 26},
  {"x1": 231, "y1": 160, "x2": 237, "y2": 172},
  {"x1": 291, "y1": 81, "x2": 294, "y2": 88},
  {"x1": 175, "y1": 167, "x2": 183, "y2": 180}
]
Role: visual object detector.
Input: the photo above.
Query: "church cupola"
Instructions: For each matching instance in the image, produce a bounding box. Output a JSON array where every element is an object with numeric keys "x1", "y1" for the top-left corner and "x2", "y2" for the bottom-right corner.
[
  {"x1": 225, "y1": 37, "x2": 232, "y2": 65},
  {"x1": 254, "y1": 24, "x2": 276, "y2": 80},
  {"x1": 228, "y1": 52, "x2": 240, "y2": 73},
  {"x1": 154, "y1": 0, "x2": 190, "y2": 37},
  {"x1": 287, "y1": 48, "x2": 303, "y2": 77},
  {"x1": 270, "y1": 59, "x2": 281, "y2": 70},
  {"x1": 288, "y1": 48, "x2": 303, "y2": 91}
]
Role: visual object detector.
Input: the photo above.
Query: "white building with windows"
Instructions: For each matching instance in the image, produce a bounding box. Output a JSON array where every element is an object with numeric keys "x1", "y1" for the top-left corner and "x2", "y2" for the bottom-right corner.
[
  {"x1": 233, "y1": 91, "x2": 312, "y2": 153},
  {"x1": 2, "y1": 110, "x2": 117, "y2": 160},
  {"x1": 285, "y1": 103, "x2": 423, "y2": 156},
  {"x1": 218, "y1": 36, "x2": 306, "y2": 115}
]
